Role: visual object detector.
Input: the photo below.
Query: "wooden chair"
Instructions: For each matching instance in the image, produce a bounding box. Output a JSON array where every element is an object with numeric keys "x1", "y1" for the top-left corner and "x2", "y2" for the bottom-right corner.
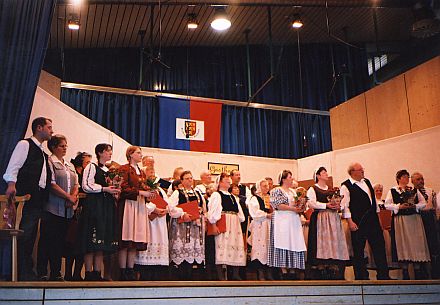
[{"x1": 0, "y1": 194, "x2": 30, "y2": 282}]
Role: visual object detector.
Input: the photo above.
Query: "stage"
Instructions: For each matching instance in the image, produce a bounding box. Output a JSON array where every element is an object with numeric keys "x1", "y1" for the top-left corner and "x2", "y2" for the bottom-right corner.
[{"x1": 1, "y1": 280, "x2": 439, "y2": 305}]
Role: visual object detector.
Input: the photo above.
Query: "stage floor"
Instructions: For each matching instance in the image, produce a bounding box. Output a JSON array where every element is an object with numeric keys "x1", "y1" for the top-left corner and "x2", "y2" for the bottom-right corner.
[{"x1": 1, "y1": 280, "x2": 440, "y2": 305}]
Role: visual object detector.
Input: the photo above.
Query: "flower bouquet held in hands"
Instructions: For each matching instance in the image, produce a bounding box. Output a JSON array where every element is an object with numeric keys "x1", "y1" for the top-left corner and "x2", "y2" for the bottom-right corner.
[
  {"x1": 401, "y1": 186, "x2": 418, "y2": 210},
  {"x1": 139, "y1": 177, "x2": 160, "y2": 202},
  {"x1": 106, "y1": 163, "x2": 123, "y2": 200},
  {"x1": 327, "y1": 187, "x2": 344, "y2": 210},
  {"x1": 291, "y1": 186, "x2": 308, "y2": 212}
]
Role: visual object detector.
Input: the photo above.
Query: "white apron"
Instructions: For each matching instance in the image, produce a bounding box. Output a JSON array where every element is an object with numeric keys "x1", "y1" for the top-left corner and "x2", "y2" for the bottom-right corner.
[{"x1": 273, "y1": 210, "x2": 306, "y2": 252}]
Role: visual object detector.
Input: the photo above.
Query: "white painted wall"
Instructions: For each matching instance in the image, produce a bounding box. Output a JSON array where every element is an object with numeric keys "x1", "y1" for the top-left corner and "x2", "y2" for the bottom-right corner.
[
  {"x1": 298, "y1": 125, "x2": 440, "y2": 196},
  {"x1": 27, "y1": 87, "x2": 296, "y2": 184},
  {"x1": 28, "y1": 87, "x2": 440, "y2": 195}
]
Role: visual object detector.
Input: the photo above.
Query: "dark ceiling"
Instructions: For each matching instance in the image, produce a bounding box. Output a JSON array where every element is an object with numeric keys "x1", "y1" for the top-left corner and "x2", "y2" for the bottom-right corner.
[{"x1": 49, "y1": 0, "x2": 415, "y2": 49}]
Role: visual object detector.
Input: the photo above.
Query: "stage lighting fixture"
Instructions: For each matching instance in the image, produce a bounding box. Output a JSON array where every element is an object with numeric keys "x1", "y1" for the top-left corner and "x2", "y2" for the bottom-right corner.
[
  {"x1": 291, "y1": 15, "x2": 303, "y2": 29},
  {"x1": 187, "y1": 13, "x2": 199, "y2": 29},
  {"x1": 67, "y1": 14, "x2": 80, "y2": 30},
  {"x1": 211, "y1": 7, "x2": 231, "y2": 31}
]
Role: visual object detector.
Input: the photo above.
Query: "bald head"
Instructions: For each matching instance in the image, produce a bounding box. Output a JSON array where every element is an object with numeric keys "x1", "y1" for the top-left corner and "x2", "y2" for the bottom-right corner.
[
  {"x1": 347, "y1": 162, "x2": 364, "y2": 181},
  {"x1": 200, "y1": 170, "x2": 212, "y2": 184},
  {"x1": 411, "y1": 172, "x2": 424, "y2": 189}
]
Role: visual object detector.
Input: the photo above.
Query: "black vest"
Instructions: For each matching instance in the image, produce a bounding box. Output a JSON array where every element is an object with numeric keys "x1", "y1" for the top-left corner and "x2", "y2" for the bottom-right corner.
[
  {"x1": 313, "y1": 185, "x2": 334, "y2": 204},
  {"x1": 177, "y1": 189, "x2": 203, "y2": 207},
  {"x1": 342, "y1": 178, "x2": 376, "y2": 225},
  {"x1": 16, "y1": 138, "x2": 51, "y2": 196},
  {"x1": 218, "y1": 191, "x2": 239, "y2": 213},
  {"x1": 390, "y1": 188, "x2": 418, "y2": 216},
  {"x1": 254, "y1": 195, "x2": 270, "y2": 213}
]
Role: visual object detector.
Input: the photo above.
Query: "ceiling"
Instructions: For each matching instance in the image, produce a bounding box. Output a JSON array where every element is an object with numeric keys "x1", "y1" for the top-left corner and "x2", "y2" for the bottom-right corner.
[{"x1": 49, "y1": 0, "x2": 415, "y2": 49}]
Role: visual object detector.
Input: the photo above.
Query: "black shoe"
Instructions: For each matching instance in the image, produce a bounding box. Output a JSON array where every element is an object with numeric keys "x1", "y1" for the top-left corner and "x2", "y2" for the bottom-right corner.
[
  {"x1": 49, "y1": 276, "x2": 65, "y2": 282},
  {"x1": 84, "y1": 271, "x2": 94, "y2": 281},
  {"x1": 125, "y1": 268, "x2": 136, "y2": 281},
  {"x1": 38, "y1": 275, "x2": 49, "y2": 281},
  {"x1": 402, "y1": 269, "x2": 410, "y2": 280}
]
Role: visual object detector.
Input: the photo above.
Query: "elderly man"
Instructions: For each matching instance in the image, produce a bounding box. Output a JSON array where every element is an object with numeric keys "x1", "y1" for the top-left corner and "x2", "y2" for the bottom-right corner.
[
  {"x1": 412, "y1": 172, "x2": 440, "y2": 279},
  {"x1": 194, "y1": 170, "x2": 212, "y2": 198},
  {"x1": 340, "y1": 162, "x2": 390, "y2": 280}
]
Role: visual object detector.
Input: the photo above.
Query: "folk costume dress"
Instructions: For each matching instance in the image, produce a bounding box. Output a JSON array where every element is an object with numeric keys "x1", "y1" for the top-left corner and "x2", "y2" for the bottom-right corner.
[
  {"x1": 267, "y1": 187, "x2": 306, "y2": 269},
  {"x1": 306, "y1": 185, "x2": 349, "y2": 265},
  {"x1": 135, "y1": 187, "x2": 170, "y2": 266},
  {"x1": 118, "y1": 164, "x2": 156, "y2": 251},
  {"x1": 78, "y1": 163, "x2": 118, "y2": 254},
  {"x1": 208, "y1": 190, "x2": 246, "y2": 266},
  {"x1": 247, "y1": 194, "x2": 271, "y2": 265},
  {"x1": 385, "y1": 187, "x2": 430, "y2": 263},
  {"x1": 168, "y1": 188, "x2": 205, "y2": 265}
]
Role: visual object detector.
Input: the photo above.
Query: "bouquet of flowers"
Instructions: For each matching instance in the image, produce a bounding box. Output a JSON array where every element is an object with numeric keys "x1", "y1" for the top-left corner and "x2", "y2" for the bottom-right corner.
[
  {"x1": 401, "y1": 186, "x2": 417, "y2": 207},
  {"x1": 106, "y1": 164, "x2": 123, "y2": 189},
  {"x1": 327, "y1": 186, "x2": 344, "y2": 209},
  {"x1": 139, "y1": 177, "x2": 159, "y2": 191},
  {"x1": 292, "y1": 186, "x2": 308, "y2": 211}
]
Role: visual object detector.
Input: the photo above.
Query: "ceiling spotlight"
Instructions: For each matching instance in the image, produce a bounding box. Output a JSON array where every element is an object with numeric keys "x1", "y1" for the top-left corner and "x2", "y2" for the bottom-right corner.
[
  {"x1": 67, "y1": 14, "x2": 80, "y2": 30},
  {"x1": 187, "y1": 13, "x2": 198, "y2": 29},
  {"x1": 211, "y1": 7, "x2": 231, "y2": 31},
  {"x1": 71, "y1": 0, "x2": 82, "y2": 5},
  {"x1": 291, "y1": 15, "x2": 303, "y2": 29}
]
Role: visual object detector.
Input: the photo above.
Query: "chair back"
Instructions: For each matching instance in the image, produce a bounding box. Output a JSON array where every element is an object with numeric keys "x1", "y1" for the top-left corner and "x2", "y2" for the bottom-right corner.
[{"x1": 0, "y1": 194, "x2": 31, "y2": 230}]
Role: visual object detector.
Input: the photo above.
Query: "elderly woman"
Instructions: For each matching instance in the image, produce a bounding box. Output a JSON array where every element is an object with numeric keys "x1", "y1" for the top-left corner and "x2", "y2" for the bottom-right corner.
[
  {"x1": 134, "y1": 166, "x2": 170, "y2": 281},
  {"x1": 268, "y1": 170, "x2": 307, "y2": 280},
  {"x1": 207, "y1": 172, "x2": 246, "y2": 280},
  {"x1": 117, "y1": 146, "x2": 165, "y2": 280},
  {"x1": 247, "y1": 178, "x2": 272, "y2": 280},
  {"x1": 78, "y1": 143, "x2": 121, "y2": 281},
  {"x1": 385, "y1": 169, "x2": 430, "y2": 279},
  {"x1": 36, "y1": 134, "x2": 79, "y2": 281},
  {"x1": 168, "y1": 170, "x2": 206, "y2": 280},
  {"x1": 306, "y1": 167, "x2": 349, "y2": 280}
]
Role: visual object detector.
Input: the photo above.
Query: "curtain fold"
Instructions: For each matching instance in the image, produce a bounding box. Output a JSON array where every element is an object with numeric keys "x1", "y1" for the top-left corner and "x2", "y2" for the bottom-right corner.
[
  {"x1": 0, "y1": 0, "x2": 56, "y2": 192},
  {"x1": 220, "y1": 105, "x2": 331, "y2": 159},
  {"x1": 60, "y1": 88, "x2": 159, "y2": 148}
]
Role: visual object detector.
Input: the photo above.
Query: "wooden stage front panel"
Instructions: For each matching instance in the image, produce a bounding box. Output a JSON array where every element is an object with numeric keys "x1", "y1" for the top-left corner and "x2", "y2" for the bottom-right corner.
[{"x1": 1, "y1": 280, "x2": 439, "y2": 305}]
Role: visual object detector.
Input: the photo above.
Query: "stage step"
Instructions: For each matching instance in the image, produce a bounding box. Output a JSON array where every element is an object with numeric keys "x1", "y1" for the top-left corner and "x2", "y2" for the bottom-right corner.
[{"x1": 1, "y1": 280, "x2": 439, "y2": 305}]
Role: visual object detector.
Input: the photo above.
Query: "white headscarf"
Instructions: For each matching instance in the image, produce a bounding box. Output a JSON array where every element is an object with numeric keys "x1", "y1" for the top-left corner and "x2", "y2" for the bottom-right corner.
[{"x1": 255, "y1": 178, "x2": 268, "y2": 195}]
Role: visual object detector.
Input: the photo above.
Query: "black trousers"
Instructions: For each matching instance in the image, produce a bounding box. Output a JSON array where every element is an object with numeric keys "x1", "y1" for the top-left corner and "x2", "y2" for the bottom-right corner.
[
  {"x1": 17, "y1": 190, "x2": 46, "y2": 280},
  {"x1": 351, "y1": 214, "x2": 389, "y2": 280},
  {"x1": 37, "y1": 211, "x2": 69, "y2": 278}
]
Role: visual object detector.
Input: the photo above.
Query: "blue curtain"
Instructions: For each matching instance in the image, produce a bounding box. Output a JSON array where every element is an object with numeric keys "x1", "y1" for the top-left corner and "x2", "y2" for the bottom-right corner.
[
  {"x1": 60, "y1": 88, "x2": 159, "y2": 148},
  {"x1": 0, "y1": 0, "x2": 56, "y2": 192},
  {"x1": 44, "y1": 44, "x2": 369, "y2": 111},
  {"x1": 221, "y1": 105, "x2": 331, "y2": 159}
]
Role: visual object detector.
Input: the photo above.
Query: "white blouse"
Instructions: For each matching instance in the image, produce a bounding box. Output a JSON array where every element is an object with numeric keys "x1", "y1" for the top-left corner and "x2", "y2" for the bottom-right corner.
[
  {"x1": 82, "y1": 163, "x2": 108, "y2": 193},
  {"x1": 247, "y1": 195, "x2": 268, "y2": 220},
  {"x1": 207, "y1": 190, "x2": 245, "y2": 224}
]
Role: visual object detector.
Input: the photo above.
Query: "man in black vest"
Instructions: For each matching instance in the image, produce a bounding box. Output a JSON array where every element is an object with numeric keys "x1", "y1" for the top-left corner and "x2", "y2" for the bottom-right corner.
[
  {"x1": 340, "y1": 162, "x2": 390, "y2": 280},
  {"x1": 3, "y1": 117, "x2": 53, "y2": 281}
]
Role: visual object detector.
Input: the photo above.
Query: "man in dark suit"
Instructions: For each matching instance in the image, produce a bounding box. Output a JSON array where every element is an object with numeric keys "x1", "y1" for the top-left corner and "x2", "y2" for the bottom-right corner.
[{"x1": 340, "y1": 162, "x2": 390, "y2": 280}]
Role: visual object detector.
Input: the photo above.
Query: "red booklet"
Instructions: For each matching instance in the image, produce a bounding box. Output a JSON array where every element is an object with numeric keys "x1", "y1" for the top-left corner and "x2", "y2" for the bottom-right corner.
[
  {"x1": 150, "y1": 193, "x2": 168, "y2": 209},
  {"x1": 177, "y1": 200, "x2": 200, "y2": 223},
  {"x1": 207, "y1": 214, "x2": 226, "y2": 235}
]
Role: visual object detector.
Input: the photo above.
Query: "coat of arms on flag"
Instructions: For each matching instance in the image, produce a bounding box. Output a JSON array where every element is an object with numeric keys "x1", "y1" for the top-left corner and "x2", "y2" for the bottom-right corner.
[{"x1": 176, "y1": 118, "x2": 204, "y2": 141}]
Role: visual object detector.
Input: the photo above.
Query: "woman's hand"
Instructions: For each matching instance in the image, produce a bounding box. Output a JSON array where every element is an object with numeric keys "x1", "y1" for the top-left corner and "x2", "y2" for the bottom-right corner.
[
  {"x1": 154, "y1": 207, "x2": 167, "y2": 217},
  {"x1": 181, "y1": 212, "x2": 192, "y2": 222},
  {"x1": 103, "y1": 186, "x2": 121, "y2": 195}
]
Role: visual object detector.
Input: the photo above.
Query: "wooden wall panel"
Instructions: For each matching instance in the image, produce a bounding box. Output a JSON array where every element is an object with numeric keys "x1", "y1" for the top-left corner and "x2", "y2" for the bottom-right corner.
[
  {"x1": 37, "y1": 70, "x2": 61, "y2": 99},
  {"x1": 330, "y1": 94, "x2": 369, "y2": 150},
  {"x1": 405, "y1": 56, "x2": 440, "y2": 132},
  {"x1": 365, "y1": 74, "x2": 411, "y2": 142}
]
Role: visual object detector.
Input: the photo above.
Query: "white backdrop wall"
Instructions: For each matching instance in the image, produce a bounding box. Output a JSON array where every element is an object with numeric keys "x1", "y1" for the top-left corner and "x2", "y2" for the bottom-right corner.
[
  {"x1": 298, "y1": 125, "x2": 440, "y2": 195},
  {"x1": 28, "y1": 87, "x2": 440, "y2": 193},
  {"x1": 27, "y1": 87, "x2": 297, "y2": 183}
]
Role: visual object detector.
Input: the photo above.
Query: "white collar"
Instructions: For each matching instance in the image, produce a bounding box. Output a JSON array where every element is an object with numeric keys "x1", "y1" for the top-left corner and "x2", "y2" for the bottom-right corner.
[
  {"x1": 30, "y1": 136, "x2": 44, "y2": 149},
  {"x1": 349, "y1": 177, "x2": 364, "y2": 185}
]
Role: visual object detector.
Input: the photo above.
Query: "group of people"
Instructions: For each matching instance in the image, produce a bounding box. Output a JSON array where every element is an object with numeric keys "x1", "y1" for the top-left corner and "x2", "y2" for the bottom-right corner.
[{"x1": 2, "y1": 117, "x2": 439, "y2": 281}]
